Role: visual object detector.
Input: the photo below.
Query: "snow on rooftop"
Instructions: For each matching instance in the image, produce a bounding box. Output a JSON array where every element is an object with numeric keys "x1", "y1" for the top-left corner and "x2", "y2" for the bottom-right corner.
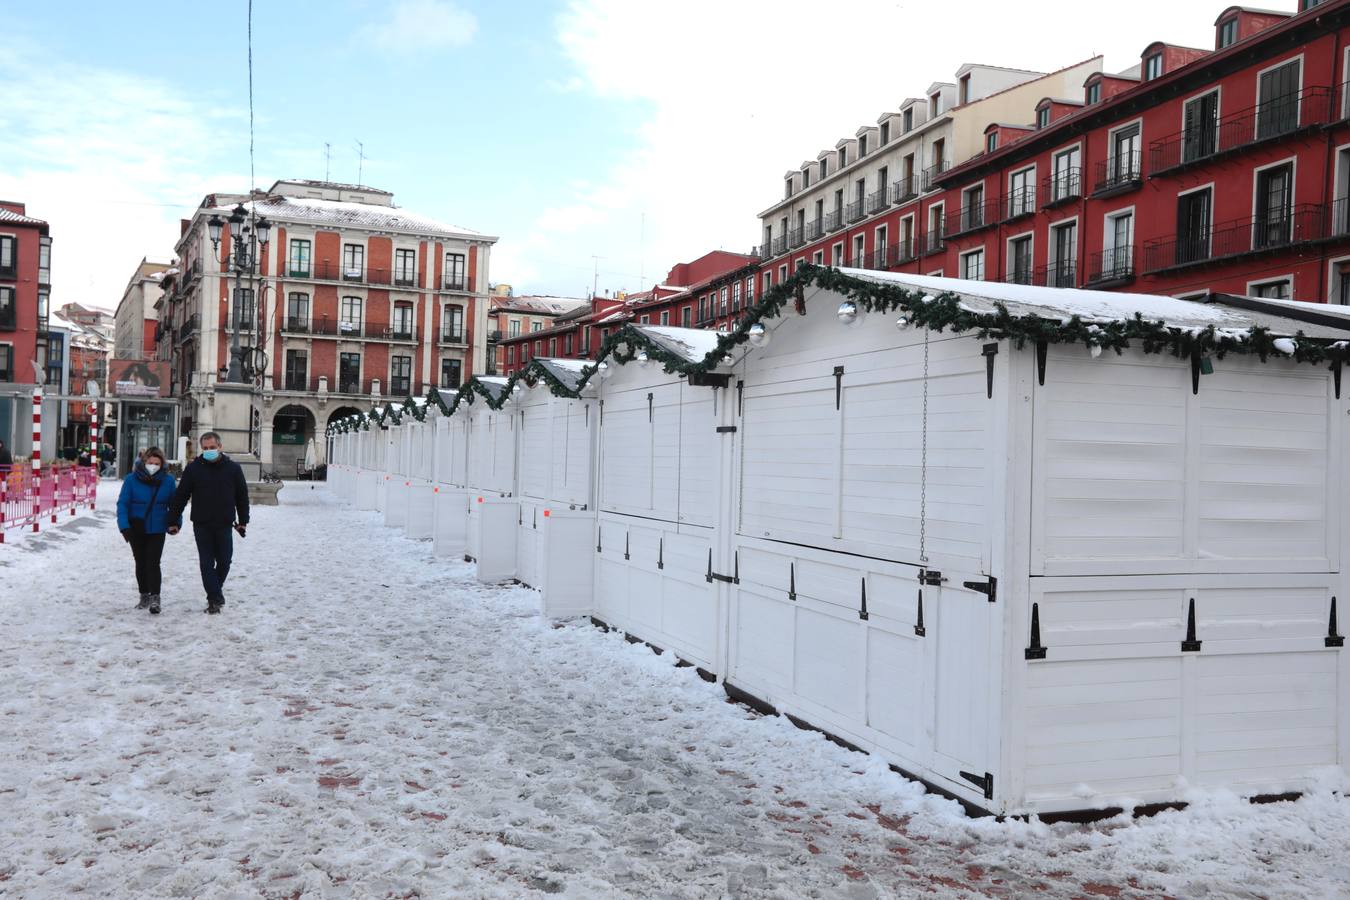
[
  {"x1": 636, "y1": 326, "x2": 727, "y2": 363},
  {"x1": 220, "y1": 196, "x2": 484, "y2": 239}
]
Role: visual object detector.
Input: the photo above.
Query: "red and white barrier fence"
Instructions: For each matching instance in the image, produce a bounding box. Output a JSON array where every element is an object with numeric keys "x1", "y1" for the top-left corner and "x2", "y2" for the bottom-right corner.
[{"x1": 0, "y1": 465, "x2": 99, "y2": 542}]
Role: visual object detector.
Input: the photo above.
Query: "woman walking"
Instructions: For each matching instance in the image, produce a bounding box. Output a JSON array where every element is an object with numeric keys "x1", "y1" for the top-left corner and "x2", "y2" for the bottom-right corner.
[{"x1": 116, "y1": 447, "x2": 179, "y2": 615}]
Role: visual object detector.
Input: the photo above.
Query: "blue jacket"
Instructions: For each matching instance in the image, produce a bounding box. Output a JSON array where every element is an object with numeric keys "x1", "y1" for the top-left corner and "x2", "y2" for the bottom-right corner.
[{"x1": 116, "y1": 464, "x2": 179, "y2": 534}]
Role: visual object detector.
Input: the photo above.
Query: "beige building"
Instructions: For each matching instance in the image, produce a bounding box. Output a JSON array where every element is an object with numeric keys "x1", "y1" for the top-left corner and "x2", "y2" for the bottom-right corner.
[
  {"x1": 113, "y1": 258, "x2": 171, "y2": 360},
  {"x1": 757, "y1": 58, "x2": 1103, "y2": 263}
]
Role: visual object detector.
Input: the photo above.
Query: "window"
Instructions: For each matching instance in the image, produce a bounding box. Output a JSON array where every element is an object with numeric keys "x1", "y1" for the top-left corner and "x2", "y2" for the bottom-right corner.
[
  {"x1": 813, "y1": 250, "x2": 824, "y2": 265},
  {"x1": 1177, "y1": 187, "x2": 1213, "y2": 265},
  {"x1": 1250, "y1": 278, "x2": 1292, "y2": 298},
  {"x1": 778, "y1": 264, "x2": 788, "y2": 282},
  {"x1": 927, "y1": 204, "x2": 945, "y2": 252},
  {"x1": 565, "y1": 333, "x2": 574, "y2": 355},
  {"x1": 745, "y1": 276, "x2": 755, "y2": 304},
  {"x1": 859, "y1": 134, "x2": 868, "y2": 156},
  {"x1": 1218, "y1": 18, "x2": 1238, "y2": 48},
  {"x1": 1009, "y1": 167, "x2": 1034, "y2": 217},
  {"x1": 880, "y1": 121, "x2": 890, "y2": 144},
  {"x1": 1050, "y1": 220, "x2": 1078, "y2": 287},
  {"x1": 343, "y1": 244, "x2": 364, "y2": 279},
  {"x1": 341, "y1": 296, "x2": 362, "y2": 333},
  {"x1": 660, "y1": 310, "x2": 670, "y2": 326},
  {"x1": 986, "y1": 132, "x2": 997, "y2": 153},
  {"x1": 1052, "y1": 146, "x2": 1081, "y2": 200},
  {"x1": 819, "y1": 159, "x2": 828, "y2": 180},
  {"x1": 1104, "y1": 211, "x2": 1135, "y2": 279},
  {"x1": 763, "y1": 272, "x2": 772, "y2": 293},
  {"x1": 1111, "y1": 123, "x2": 1142, "y2": 181},
  {"x1": 1183, "y1": 91, "x2": 1220, "y2": 162},
  {"x1": 801, "y1": 168, "x2": 810, "y2": 188},
  {"x1": 698, "y1": 295, "x2": 708, "y2": 322},
  {"x1": 785, "y1": 177, "x2": 794, "y2": 199},
  {"x1": 1008, "y1": 236, "x2": 1033, "y2": 284},
  {"x1": 339, "y1": 352, "x2": 361, "y2": 393},
  {"x1": 681, "y1": 306, "x2": 692, "y2": 327},
  {"x1": 508, "y1": 318, "x2": 521, "y2": 338},
  {"x1": 1036, "y1": 107, "x2": 1050, "y2": 129},
  {"x1": 900, "y1": 215, "x2": 915, "y2": 258},
  {"x1": 1086, "y1": 82, "x2": 1101, "y2": 105},
  {"x1": 903, "y1": 108, "x2": 913, "y2": 132},
  {"x1": 732, "y1": 281, "x2": 742, "y2": 310},
  {"x1": 286, "y1": 292, "x2": 309, "y2": 329},
  {"x1": 507, "y1": 345, "x2": 516, "y2": 365},
  {"x1": 288, "y1": 238, "x2": 311, "y2": 276},
  {"x1": 960, "y1": 248, "x2": 984, "y2": 281},
  {"x1": 284, "y1": 349, "x2": 308, "y2": 391},
  {"x1": 838, "y1": 147, "x2": 847, "y2": 168},
  {"x1": 1144, "y1": 53, "x2": 1163, "y2": 81},
  {"x1": 959, "y1": 75, "x2": 971, "y2": 105},
  {"x1": 531, "y1": 321, "x2": 542, "y2": 333},
  {"x1": 1300, "y1": 0, "x2": 1323, "y2": 10},
  {"x1": 444, "y1": 252, "x2": 466, "y2": 290},
  {"x1": 0, "y1": 344, "x2": 11, "y2": 382},
  {"x1": 0, "y1": 236, "x2": 14, "y2": 276},
  {"x1": 394, "y1": 248, "x2": 416, "y2": 286},
  {"x1": 832, "y1": 243, "x2": 844, "y2": 267},
  {"x1": 549, "y1": 338, "x2": 558, "y2": 356},
  {"x1": 440, "y1": 358, "x2": 462, "y2": 388},
  {"x1": 390, "y1": 356, "x2": 412, "y2": 396},
  {"x1": 392, "y1": 303, "x2": 414, "y2": 338},
  {"x1": 852, "y1": 235, "x2": 865, "y2": 267},
  {"x1": 0, "y1": 286, "x2": 14, "y2": 330},
  {"x1": 37, "y1": 239, "x2": 48, "y2": 282},
  {"x1": 233, "y1": 288, "x2": 255, "y2": 330},
  {"x1": 720, "y1": 287, "x2": 729, "y2": 316},
  {"x1": 534, "y1": 340, "x2": 543, "y2": 357},
  {"x1": 1254, "y1": 163, "x2": 1294, "y2": 249},
  {"x1": 442, "y1": 304, "x2": 464, "y2": 341},
  {"x1": 930, "y1": 93, "x2": 941, "y2": 117},
  {"x1": 962, "y1": 184, "x2": 985, "y2": 231},
  {"x1": 1257, "y1": 60, "x2": 1301, "y2": 140}
]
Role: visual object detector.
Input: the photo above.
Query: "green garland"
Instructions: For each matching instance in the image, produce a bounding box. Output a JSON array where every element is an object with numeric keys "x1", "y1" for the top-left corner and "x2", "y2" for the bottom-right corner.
[{"x1": 327, "y1": 265, "x2": 1349, "y2": 435}]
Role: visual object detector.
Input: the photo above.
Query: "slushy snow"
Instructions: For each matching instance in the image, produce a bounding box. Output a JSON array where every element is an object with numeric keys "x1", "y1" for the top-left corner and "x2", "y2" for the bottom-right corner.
[{"x1": 2, "y1": 484, "x2": 1347, "y2": 898}]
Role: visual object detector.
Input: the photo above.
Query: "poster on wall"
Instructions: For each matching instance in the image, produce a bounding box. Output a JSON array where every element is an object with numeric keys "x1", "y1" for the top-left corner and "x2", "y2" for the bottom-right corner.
[{"x1": 109, "y1": 360, "x2": 169, "y2": 398}]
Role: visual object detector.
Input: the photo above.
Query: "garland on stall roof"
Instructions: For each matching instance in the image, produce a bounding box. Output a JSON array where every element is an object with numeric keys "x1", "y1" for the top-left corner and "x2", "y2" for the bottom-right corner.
[{"x1": 325, "y1": 264, "x2": 1350, "y2": 436}]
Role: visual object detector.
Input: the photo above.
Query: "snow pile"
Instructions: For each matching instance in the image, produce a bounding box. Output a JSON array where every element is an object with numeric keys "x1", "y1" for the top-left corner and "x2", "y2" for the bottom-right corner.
[{"x1": 1, "y1": 484, "x2": 1347, "y2": 897}]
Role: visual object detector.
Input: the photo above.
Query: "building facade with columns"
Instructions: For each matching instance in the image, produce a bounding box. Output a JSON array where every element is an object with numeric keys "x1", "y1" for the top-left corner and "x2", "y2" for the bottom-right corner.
[{"x1": 158, "y1": 179, "x2": 496, "y2": 474}]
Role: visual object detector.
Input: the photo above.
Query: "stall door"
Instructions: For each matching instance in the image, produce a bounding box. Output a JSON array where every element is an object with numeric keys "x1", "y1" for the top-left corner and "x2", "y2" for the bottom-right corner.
[
  {"x1": 929, "y1": 575, "x2": 1000, "y2": 802},
  {"x1": 600, "y1": 382, "x2": 680, "y2": 521}
]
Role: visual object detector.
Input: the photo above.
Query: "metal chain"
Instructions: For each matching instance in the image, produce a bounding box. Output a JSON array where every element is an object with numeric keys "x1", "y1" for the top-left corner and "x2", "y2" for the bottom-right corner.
[{"x1": 919, "y1": 326, "x2": 930, "y2": 563}]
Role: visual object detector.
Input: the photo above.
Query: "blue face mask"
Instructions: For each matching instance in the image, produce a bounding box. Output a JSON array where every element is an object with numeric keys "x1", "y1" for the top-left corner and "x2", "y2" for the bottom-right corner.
[{"x1": 202, "y1": 449, "x2": 221, "y2": 462}]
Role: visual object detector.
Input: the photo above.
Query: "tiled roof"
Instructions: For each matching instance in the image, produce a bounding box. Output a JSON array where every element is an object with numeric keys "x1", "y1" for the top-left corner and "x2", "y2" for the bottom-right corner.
[{"x1": 0, "y1": 207, "x2": 47, "y2": 226}]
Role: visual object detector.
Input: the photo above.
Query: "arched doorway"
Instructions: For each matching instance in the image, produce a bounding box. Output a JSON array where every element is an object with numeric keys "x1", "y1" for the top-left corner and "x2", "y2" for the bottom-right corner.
[
  {"x1": 272, "y1": 404, "x2": 316, "y2": 477},
  {"x1": 326, "y1": 406, "x2": 365, "y2": 467}
]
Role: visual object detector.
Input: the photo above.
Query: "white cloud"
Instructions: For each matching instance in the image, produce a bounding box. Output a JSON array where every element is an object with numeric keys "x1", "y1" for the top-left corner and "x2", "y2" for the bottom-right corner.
[
  {"x1": 0, "y1": 49, "x2": 246, "y2": 311},
  {"x1": 361, "y1": 0, "x2": 478, "y2": 53},
  {"x1": 494, "y1": 0, "x2": 1214, "y2": 296}
]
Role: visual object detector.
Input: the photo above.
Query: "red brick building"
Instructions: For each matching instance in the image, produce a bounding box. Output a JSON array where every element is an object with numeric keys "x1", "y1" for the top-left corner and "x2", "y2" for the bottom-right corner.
[{"x1": 0, "y1": 201, "x2": 52, "y2": 454}]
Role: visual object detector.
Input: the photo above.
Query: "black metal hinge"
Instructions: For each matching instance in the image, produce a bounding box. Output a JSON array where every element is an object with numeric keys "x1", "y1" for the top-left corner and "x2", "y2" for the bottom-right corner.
[
  {"x1": 647, "y1": 392, "x2": 653, "y2": 423},
  {"x1": 1327, "y1": 596, "x2": 1344, "y2": 648},
  {"x1": 736, "y1": 379, "x2": 744, "y2": 417},
  {"x1": 788, "y1": 562, "x2": 796, "y2": 601},
  {"x1": 706, "y1": 549, "x2": 737, "y2": 584},
  {"x1": 596, "y1": 526, "x2": 602, "y2": 554},
  {"x1": 834, "y1": 365, "x2": 844, "y2": 410},
  {"x1": 1035, "y1": 340, "x2": 1048, "y2": 386},
  {"x1": 1332, "y1": 360, "x2": 1342, "y2": 400},
  {"x1": 963, "y1": 575, "x2": 997, "y2": 603},
  {"x1": 716, "y1": 425, "x2": 738, "y2": 434},
  {"x1": 1024, "y1": 602, "x2": 1047, "y2": 660},
  {"x1": 920, "y1": 569, "x2": 945, "y2": 586},
  {"x1": 914, "y1": 589, "x2": 926, "y2": 637},
  {"x1": 624, "y1": 532, "x2": 630, "y2": 561},
  {"x1": 657, "y1": 538, "x2": 664, "y2": 570},
  {"x1": 532, "y1": 507, "x2": 537, "y2": 530},
  {"x1": 859, "y1": 577, "x2": 869, "y2": 621},
  {"x1": 959, "y1": 770, "x2": 994, "y2": 801},
  {"x1": 982, "y1": 343, "x2": 998, "y2": 399},
  {"x1": 1181, "y1": 597, "x2": 1202, "y2": 652}
]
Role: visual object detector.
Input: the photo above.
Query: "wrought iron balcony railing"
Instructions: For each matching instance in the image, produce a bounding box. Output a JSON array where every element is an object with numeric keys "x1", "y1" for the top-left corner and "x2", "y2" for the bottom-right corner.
[
  {"x1": 892, "y1": 175, "x2": 919, "y2": 205},
  {"x1": 1041, "y1": 168, "x2": 1082, "y2": 207},
  {"x1": 1003, "y1": 186, "x2": 1037, "y2": 221},
  {"x1": 845, "y1": 200, "x2": 867, "y2": 223},
  {"x1": 1148, "y1": 86, "x2": 1334, "y2": 176},
  {"x1": 1143, "y1": 204, "x2": 1327, "y2": 273},
  {"x1": 1086, "y1": 247, "x2": 1136, "y2": 285},
  {"x1": 944, "y1": 197, "x2": 1001, "y2": 238},
  {"x1": 825, "y1": 209, "x2": 844, "y2": 231},
  {"x1": 1093, "y1": 150, "x2": 1143, "y2": 196},
  {"x1": 788, "y1": 227, "x2": 806, "y2": 249},
  {"x1": 867, "y1": 189, "x2": 890, "y2": 215},
  {"x1": 806, "y1": 218, "x2": 825, "y2": 241},
  {"x1": 921, "y1": 160, "x2": 949, "y2": 192}
]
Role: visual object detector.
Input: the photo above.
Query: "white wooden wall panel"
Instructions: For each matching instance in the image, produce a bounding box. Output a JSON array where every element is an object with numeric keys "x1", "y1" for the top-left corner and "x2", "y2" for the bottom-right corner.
[
  {"x1": 677, "y1": 386, "x2": 718, "y2": 528},
  {"x1": 549, "y1": 400, "x2": 594, "y2": 508},
  {"x1": 519, "y1": 404, "x2": 552, "y2": 500},
  {"x1": 650, "y1": 384, "x2": 681, "y2": 522},
  {"x1": 599, "y1": 387, "x2": 653, "y2": 517}
]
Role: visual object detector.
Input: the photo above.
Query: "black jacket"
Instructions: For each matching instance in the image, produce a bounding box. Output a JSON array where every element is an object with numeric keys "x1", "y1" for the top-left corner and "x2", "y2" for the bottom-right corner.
[
  {"x1": 0, "y1": 445, "x2": 11, "y2": 466},
  {"x1": 169, "y1": 454, "x2": 250, "y2": 527}
]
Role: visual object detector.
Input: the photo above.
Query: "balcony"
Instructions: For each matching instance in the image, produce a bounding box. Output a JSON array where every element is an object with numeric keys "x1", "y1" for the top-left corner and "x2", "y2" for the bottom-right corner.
[
  {"x1": 0, "y1": 262, "x2": 17, "y2": 280},
  {"x1": 390, "y1": 379, "x2": 411, "y2": 397},
  {"x1": 921, "y1": 160, "x2": 949, "y2": 192},
  {"x1": 288, "y1": 265, "x2": 312, "y2": 279},
  {"x1": 1041, "y1": 168, "x2": 1082, "y2": 209},
  {"x1": 283, "y1": 316, "x2": 311, "y2": 333},
  {"x1": 755, "y1": 244, "x2": 772, "y2": 261},
  {"x1": 1003, "y1": 186, "x2": 1037, "y2": 222},
  {"x1": 921, "y1": 229, "x2": 945, "y2": 257},
  {"x1": 825, "y1": 209, "x2": 844, "y2": 232},
  {"x1": 894, "y1": 238, "x2": 918, "y2": 265},
  {"x1": 1002, "y1": 266, "x2": 1040, "y2": 286},
  {"x1": 1143, "y1": 204, "x2": 1330, "y2": 273},
  {"x1": 1039, "y1": 260, "x2": 1078, "y2": 289},
  {"x1": 1093, "y1": 151, "x2": 1143, "y2": 197},
  {"x1": 393, "y1": 271, "x2": 417, "y2": 288},
  {"x1": 286, "y1": 317, "x2": 420, "y2": 341},
  {"x1": 771, "y1": 234, "x2": 788, "y2": 255},
  {"x1": 806, "y1": 218, "x2": 825, "y2": 241},
  {"x1": 1086, "y1": 247, "x2": 1136, "y2": 286},
  {"x1": 867, "y1": 189, "x2": 890, "y2": 215},
  {"x1": 442, "y1": 276, "x2": 468, "y2": 291},
  {"x1": 845, "y1": 200, "x2": 867, "y2": 223},
  {"x1": 944, "y1": 197, "x2": 1000, "y2": 238},
  {"x1": 487, "y1": 329, "x2": 503, "y2": 343},
  {"x1": 892, "y1": 175, "x2": 919, "y2": 205},
  {"x1": 1148, "y1": 86, "x2": 1334, "y2": 177},
  {"x1": 282, "y1": 375, "x2": 312, "y2": 392},
  {"x1": 866, "y1": 246, "x2": 890, "y2": 270},
  {"x1": 788, "y1": 227, "x2": 806, "y2": 249},
  {"x1": 0, "y1": 304, "x2": 14, "y2": 330},
  {"x1": 176, "y1": 314, "x2": 199, "y2": 343},
  {"x1": 439, "y1": 328, "x2": 467, "y2": 346}
]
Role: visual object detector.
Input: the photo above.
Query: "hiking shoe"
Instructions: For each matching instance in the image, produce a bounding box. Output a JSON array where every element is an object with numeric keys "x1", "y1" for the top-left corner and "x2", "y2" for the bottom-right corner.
[
  {"x1": 136, "y1": 593, "x2": 150, "y2": 610},
  {"x1": 205, "y1": 599, "x2": 223, "y2": 614},
  {"x1": 148, "y1": 595, "x2": 161, "y2": 615}
]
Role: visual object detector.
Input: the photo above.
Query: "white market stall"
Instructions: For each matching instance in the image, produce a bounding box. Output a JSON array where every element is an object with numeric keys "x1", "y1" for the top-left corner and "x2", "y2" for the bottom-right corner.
[
  {"x1": 461, "y1": 377, "x2": 520, "y2": 582},
  {"x1": 431, "y1": 389, "x2": 472, "y2": 558},
  {"x1": 591, "y1": 327, "x2": 734, "y2": 675},
  {"x1": 511, "y1": 359, "x2": 600, "y2": 617}
]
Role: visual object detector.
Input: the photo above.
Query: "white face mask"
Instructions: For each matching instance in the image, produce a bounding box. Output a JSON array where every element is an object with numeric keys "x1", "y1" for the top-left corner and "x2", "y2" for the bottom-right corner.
[{"x1": 144, "y1": 463, "x2": 161, "y2": 475}]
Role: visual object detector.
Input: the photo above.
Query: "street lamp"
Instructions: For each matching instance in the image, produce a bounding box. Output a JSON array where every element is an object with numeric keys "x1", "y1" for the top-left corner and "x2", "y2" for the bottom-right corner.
[{"x1": 207, "y1": 202, "x2": 272, "y2": 384}]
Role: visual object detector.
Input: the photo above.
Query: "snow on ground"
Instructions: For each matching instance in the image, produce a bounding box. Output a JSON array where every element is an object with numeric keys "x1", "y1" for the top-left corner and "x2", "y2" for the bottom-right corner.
[{"x1": 1, "y1": 483, "x2": 1348, "y2": 898}]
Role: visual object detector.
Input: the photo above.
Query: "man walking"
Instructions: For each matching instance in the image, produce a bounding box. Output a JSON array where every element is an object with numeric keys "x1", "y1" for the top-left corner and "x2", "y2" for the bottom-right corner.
[{"x1": 167, "y1": 432, "x2": 249, "y2": 614}]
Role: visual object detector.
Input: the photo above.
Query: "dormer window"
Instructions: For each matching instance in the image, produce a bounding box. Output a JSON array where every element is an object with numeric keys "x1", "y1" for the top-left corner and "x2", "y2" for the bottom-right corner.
[
  {"x1": 1217, "y1": 17, "x2": 1238, "y2": 48},
  {"x1": 903, "y1": 108, "x2": 913, "y2": 132},
  {"x1": 819, "y1": 159, "x2": 828, "y2": 179},
  {"x1": 1144, "y1": 53, "x2": 1163, "y2": 81},
  {"x1": 930, "y1": 94, "x2": 941, "y2": 116},
  {"x1": 959, "y1": 75, "x2": 971, "y2": 105},
  {"x1": 1086, "y1": 82, "x2": 1101, "y2": 105},
  {"x1": 838, "y1": 147, "x2": 848, "y2": 168},
  {"x1": 785, "y1": 178, "x2": 793, "y2": 199},
  {"x1": 802, "y1": 168, "x2": 811, "y2": 188},
  {"x1": 1036, "y1": 107, "x2": 1050, "y2": 129},
  {"x1": 986, "y1": 132, "x2": 997, "y2": 153},
  {"x1": 880, "y1": 122, "x2": 890, "y2": 144},
  {"x1": 859, "y1": 135, "x2": 868, "y2": 156}
]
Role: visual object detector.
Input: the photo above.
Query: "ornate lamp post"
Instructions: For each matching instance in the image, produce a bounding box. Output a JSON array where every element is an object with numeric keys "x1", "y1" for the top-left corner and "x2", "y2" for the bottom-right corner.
[{"x1": 206, "y1": 203, "x2": 271, "y2": 384}]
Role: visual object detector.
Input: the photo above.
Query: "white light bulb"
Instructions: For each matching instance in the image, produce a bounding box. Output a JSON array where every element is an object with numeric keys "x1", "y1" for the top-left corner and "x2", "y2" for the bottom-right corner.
[{"x1": 747, "y1": 323, "x2": 770, "y2": 346}]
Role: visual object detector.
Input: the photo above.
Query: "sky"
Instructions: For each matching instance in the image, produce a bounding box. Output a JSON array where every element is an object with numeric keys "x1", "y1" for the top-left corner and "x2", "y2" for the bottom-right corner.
[{"x1": 0, "y1": 0, "x2": 1222, "y2": 311}]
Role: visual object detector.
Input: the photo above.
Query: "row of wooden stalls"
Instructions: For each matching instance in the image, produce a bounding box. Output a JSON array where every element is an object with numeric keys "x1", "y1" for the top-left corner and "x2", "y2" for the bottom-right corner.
[{"x1": 328, "y1": 270, "x2": 1350, "y2": 818}]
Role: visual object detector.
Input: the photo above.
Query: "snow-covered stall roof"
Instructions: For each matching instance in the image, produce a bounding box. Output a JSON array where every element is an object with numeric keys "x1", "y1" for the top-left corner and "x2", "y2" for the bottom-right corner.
[
  {"x1": 837, "y1": 270, "x2": 1350, "y2": 339},
  {"x1": 475, "y1": 377, "x2": 510, "y2": 404},
  {"x1": 534, "y1": 358, "x2": 590, "y2": 392},
  {"x1": 633, "y1": 326, "x2": 728, "y2": 364}
]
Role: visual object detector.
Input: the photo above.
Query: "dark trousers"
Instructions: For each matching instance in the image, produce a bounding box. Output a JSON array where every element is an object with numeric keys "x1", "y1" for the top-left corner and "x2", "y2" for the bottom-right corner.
[
  {"x1": 128, "y1": 530, "x2": 166, "y2": 595},
  {"x1": 192, "y1": 525, "x2": 234, "y2": 601}
]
